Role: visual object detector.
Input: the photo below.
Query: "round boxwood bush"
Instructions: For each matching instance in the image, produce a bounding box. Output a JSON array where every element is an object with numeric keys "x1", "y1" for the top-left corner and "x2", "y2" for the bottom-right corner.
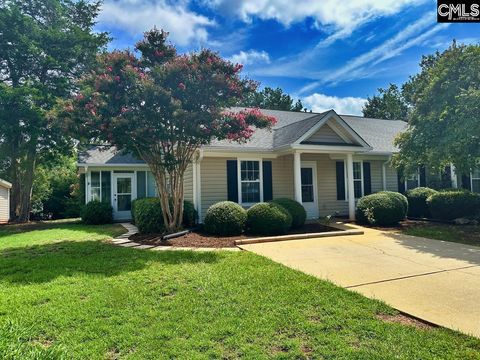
[
  {"x1": 81, "y1": 200, "x2": 113, "y2": 225},
  {"x1": 356, "y1": 192, "x2": 406, "y2": 226},
  {"x1": 246, "y1": 202, "x2": 292, "y2": 235},
  {"x1": 406, "y1": 187, "x2": 438, "y2": 218},
  {"x1": 270, "y1": 198, "x2": 306, "y2": 229},
  {"x1": 132, "y1": 197, "x2": 164, "y2": 233},
  {"x1": 378, "y1": 191, "x2": 408, "y2": 219},
  {"x1": 427, "y1": 190, "x2": 480, "y2": 220},
  {"x1": 204, "y1": 201, "x2": 247, "y2": 236}
]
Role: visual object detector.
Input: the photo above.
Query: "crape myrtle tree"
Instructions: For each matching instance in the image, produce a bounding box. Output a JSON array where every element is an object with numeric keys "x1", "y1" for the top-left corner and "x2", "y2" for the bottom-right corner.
[
  {"x1": 392, "y1": 42, "x2": 480, "y2": 178},
  {"x1": 0, "y1": 0, "x2": 108, "y2": 221},
  {"x1": 63, "y1": 29, "x2": 276, "y2": 232}
]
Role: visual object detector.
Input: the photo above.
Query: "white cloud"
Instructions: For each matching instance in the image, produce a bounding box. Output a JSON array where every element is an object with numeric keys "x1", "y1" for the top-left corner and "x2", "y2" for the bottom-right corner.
[
  {"x1": 303, "y1": 93, "x2": 366, "y2": 115},
  {"x1": 204, "y1": 0, "x2": 426, "y2": 44},
  {"x1": 298, "y1": 14, "x2": 449, "y2": 94},
  {"x1": 228, "y1": 50, "x2": 270, "y2": 65},
  {"x1": 99, "y1": 0, "x2": 215, "y2": 46}
]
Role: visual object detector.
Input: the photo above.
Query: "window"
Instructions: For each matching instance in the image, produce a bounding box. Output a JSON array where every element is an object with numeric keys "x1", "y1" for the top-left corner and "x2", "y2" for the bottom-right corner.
[
  {"x1": 353, "y1": 162, "x2": 363, "y2": 198},
  {"x1": 344, "y1": 161, "x2": 363, "y2": 199},
  {"x1": 136, "y1": 170, "x2": 157, "y2": 199},
  {"x1": 90, "y1": 172, "x2": 101, "y2": 201},
  {"x1": 240, "y1": 160, "x2": 261, "y2": 204},
  {"x1": 90, "y1": 171, "x2": 111, "y2": 203},
  {"x1": 472, "y1": 169, "x2": 480, "y2": 193},
  {"x1": 301, "y1": 168, "x2": 314, "y2": 202},
  {"x1": 405, "y1": 171, "x2": 420, "y2": 191}
]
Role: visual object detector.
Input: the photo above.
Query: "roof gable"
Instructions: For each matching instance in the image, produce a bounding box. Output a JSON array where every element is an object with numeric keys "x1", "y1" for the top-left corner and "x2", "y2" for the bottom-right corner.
[{"x1": 301, "y1": 120, "x2": 353, "y2": 145}]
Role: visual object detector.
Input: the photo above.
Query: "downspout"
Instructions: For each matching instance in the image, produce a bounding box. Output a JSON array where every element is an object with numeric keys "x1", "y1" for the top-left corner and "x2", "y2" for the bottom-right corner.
[{"x1": 382, "y1": 156, "x2": 391, "y2": 191}]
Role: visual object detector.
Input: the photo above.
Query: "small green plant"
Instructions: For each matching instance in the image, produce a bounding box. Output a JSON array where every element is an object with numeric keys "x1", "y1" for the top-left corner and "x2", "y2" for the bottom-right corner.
[
  {"x1": 81, "y1": 201, "x2": 113, "y2": 225},
  {"x1": 204, "y1": 201, "x2": 247, "y2": 236}
]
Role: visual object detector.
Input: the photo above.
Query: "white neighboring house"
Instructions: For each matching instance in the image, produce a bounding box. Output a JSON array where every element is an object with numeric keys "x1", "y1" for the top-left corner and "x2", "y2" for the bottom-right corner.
[{"x1": 0, "y1": 179, "x2": 12, "y2": 224}]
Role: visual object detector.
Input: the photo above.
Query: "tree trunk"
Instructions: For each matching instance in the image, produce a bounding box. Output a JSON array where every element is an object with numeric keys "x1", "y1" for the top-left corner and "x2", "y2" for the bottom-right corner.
[{"x1": 10, "y1": 147, "x2": 36, "y2": 222}]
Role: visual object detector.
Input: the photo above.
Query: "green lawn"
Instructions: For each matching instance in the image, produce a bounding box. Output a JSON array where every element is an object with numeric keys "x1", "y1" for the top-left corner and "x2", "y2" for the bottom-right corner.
[
  {"x1": 402, "y1": 222, "x2": 480, "y2": 247},
  {"x1": 1, "y1": 221, "x2": 479, "y2": 359}
]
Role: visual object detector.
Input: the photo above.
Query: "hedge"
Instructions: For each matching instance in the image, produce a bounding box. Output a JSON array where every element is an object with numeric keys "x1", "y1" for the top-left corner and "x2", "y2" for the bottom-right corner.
[
  {"x1": 406, "y1": 187, "x2": 438, "y2": 218},
  {"x1": 81, "y1": 200, "x2": 113, "y2": 225},
  {"x1": 132, "y1": 198, "x2": 197, "y2": 234},
  {"x1": 427, "y1": 190, "x2": 480, "y2": 220},
  {"x1": 204, "y1": 201, "x2": 247, "y2": 236},
  {"x1": 356, "y1": 192, "x2": 407, "y2": 226},
  {"x1": 246, "y1": 202, "x2": 292, "y2": 235},
  {"x1": 270, "y1": 198, "x2": 306, "y2": 229}
]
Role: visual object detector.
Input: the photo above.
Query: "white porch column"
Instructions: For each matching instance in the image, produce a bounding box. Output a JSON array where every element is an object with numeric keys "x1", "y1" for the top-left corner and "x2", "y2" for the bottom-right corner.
[
  {"x1": 293, "y1": 151, "x2": 302, "y2": 203},
  {"x1": 346, "y1": 153, "x2": 355, "y2": 221}
]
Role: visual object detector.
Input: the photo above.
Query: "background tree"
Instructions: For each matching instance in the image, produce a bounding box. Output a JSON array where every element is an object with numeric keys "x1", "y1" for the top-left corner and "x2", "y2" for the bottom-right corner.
[
  {"x1": 393, "y1": 42, "x2": 480, "y2": 177},
  {"x1": 63, "y1": 29, "x2": 276, "y2": 232},
  {"x1": 362, "y1": 84, "x2": 409, "y2": 120},
  {"x1": 0, "y1": 0, "x2": 108, "y2": 221},
  {"x1": 241, "y1": 86, "x2": 303, "y2": 111}
]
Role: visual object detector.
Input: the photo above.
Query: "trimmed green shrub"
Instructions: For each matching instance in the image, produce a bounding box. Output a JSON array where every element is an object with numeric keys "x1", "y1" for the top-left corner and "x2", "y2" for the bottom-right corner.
[
  {"x1": 132, "y1": 198, "x2": 198, "y2": 233},
  {"x1": 246, "y1": 202, "x2": 292, "y2": 235},
  {"x1": 427, "y1": 190, "x2": 480, "y2": 220},
  {"x1": 271, "y1": 198, "x2": 306, "y2": 229},
  {"x1": 132, "y1": 197, "x2": 164, "y2": 233},
  {"x1": 406, "y1": 187, "x2": 438, "y2": 218},
  {"x1": 183, "y1": 200, "x2": 197, "y2": 227},
  {"x1": 378, "y1": 191, "x2": 408, "y2": 219},
  {"x1": 204, "y1": 201, "x2": 247, "y2": 236},
  {"x1": 81, "y1": 200, "x2": 113, "y2": 225},
  {"x1": 356, "y1": 192, "x2": 406, "y2": 226}
]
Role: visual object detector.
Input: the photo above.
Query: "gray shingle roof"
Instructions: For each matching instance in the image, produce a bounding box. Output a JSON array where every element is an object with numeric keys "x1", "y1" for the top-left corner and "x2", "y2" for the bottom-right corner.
[
  {"x1": 78, "y1": 109, "x2": 408, "y2": 165},
  {"x1": 78, "y1": 146, "x2": 146, "y2": 164}
]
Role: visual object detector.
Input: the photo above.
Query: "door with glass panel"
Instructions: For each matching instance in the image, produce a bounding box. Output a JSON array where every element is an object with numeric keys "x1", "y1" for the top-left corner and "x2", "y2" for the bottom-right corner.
[
  {"x1": 300, "y1": 162, "x2": 319, "y2": 219},
  {"x1": 113, "y1": 173, "x2": 135, "y2": 220}
]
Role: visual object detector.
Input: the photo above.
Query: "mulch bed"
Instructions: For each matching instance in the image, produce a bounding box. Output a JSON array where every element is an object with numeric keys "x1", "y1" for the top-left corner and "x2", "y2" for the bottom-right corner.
[{"x1": 129, "y1": 222, "x2": 336, "y2": 248}]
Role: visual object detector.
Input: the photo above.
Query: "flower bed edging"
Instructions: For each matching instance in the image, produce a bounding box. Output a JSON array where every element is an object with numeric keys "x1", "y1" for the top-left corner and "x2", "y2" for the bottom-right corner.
[{"x1": 235, "y1": 229, "x2": 364, "y2": 245}]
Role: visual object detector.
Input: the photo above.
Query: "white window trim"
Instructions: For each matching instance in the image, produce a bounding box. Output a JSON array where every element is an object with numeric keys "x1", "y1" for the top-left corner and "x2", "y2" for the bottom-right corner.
[
  {"x1": 237, "y1": 158, "x2": 263, "y2": 206},
  {"x1": 405, "y1": 168, "x2": 421, "y2": 192},
  {"x1": 88, "y1": 171, "x2": 102, "y2": 202},
  {"x1": 471, "y1": 170, "x2": 480, "y2": 193},
  {"x1": 344, "y1": 160, "x2": 364, "y2": 201}
]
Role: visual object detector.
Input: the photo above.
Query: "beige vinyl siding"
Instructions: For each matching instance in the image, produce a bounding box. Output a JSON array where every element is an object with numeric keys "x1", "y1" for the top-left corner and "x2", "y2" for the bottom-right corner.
[
  {"x1": 272, "y1": 155, "x2": 294, "y2": 199},
  {"x1": 385, "y1": 164, "x2": 399, "y2": 192},
  {"x1": 0, "y1": 186, "x2": 9, "y2": 223},
  {"x1": 200, "y1": 157, "x2": 231, "y2": 219},
  {"x1": 305, "y1": 124, "x2": 347, "y2": 144},
  {"x1": 183, "y1": 163, "x2": 194, "y2": 203}
]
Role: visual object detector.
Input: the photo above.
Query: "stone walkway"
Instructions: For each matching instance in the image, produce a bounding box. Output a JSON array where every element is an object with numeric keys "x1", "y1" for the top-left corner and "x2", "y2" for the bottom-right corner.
[{"x1": 110, "y1": 223, "x2": 239, "y2": 251}]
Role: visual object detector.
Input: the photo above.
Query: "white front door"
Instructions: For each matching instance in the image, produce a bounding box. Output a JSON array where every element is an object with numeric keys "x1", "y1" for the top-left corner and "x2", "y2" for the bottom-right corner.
[
  {"x1": 301, "y1": 162, "x2": 319, "y2": 219},
  {"x1": 112, "y1": 173, "x2": 135, "y2": 220}
]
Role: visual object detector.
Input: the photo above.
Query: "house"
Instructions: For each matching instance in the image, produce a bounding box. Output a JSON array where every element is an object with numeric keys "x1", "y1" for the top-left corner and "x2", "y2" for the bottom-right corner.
[
  {"x1": 0, "y1": 179, "x2": 12, "y2": 224},
  {"x1": 77, "y1": 108, "x2": 469, "y2": 222}
]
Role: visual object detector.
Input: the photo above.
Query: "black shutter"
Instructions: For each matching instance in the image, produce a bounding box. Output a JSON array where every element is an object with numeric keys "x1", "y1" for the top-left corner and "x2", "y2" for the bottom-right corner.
[
  {"x1": 441, "y1": 165, "x2": 452, "y2": 188},
  {"x1": 363, "y1": 162, "x2": 372, "y2": 195},
  {"x1": 419, "y1": 166, "x2": 427, "y2": 187},
  {"x1": 79, "y1": 173, "x2": 86, "y2": 205},
  {"x1": 336, "y1": 161, "x2": 345, "y2": 200},
  {"x1": 462, "y1": 174, "x2": 471, "y2": 190},
  {"x1": 226, "y1": 160, "x2": 238, "y2": 202},
  {"x1": 262, "y1": 161, "x2": 273, "y2": 201},
  {"x1": 397, "y1": 171, "x2": 406, "y2": 194}
]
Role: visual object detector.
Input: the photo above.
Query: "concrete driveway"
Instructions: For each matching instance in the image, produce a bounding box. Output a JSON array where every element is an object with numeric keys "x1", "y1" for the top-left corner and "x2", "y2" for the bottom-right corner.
[{"x1": 239, "y1": 225, "x2": 480, "y2": 337}]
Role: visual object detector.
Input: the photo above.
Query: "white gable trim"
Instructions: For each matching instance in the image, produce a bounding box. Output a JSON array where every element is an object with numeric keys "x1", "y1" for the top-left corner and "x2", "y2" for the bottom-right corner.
[{"x1": 293, "y1": 110, "x2": 371, "y2": 149}]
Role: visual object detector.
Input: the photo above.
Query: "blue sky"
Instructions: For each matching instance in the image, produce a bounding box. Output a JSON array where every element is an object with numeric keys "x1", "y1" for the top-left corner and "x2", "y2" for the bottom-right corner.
[{"x1": 96, "y1": 0, "x2": 479, "y2": 115}]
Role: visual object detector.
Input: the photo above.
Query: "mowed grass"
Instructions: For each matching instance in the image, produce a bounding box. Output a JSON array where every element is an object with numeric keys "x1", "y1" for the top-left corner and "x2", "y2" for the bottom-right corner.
[
  {"x1": 402, "y1": 223, "x2": 480, "y2": 247},
  {"x1": 0, "y1": 221, "x2": 479, "y2": 359}
]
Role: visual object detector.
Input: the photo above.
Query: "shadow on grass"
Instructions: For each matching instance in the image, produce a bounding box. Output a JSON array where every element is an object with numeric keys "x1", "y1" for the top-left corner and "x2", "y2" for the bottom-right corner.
[{"x1": 0, "y1": 239, "x2": 221, "y2": 284}]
